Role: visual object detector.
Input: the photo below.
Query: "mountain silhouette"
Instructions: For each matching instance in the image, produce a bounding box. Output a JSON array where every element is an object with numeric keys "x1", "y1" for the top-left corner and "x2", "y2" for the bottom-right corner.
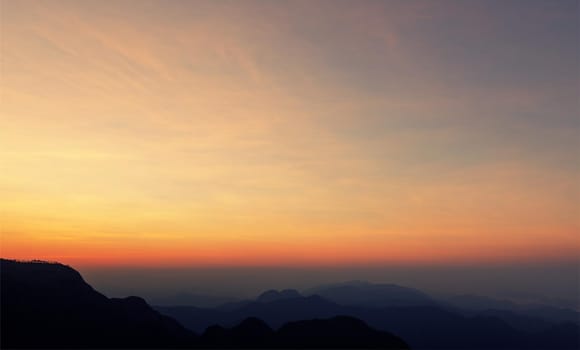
[
  {"x1": 472, "y1": 309, "x2": 556, "y2": 333},
  {"x1": 4, "y1": 258, "x2": 578, "y2": 349},
  {"x1": 159, "y1": 294, "x2": 580, "y2": 349},
  {"x1": 276, "y1": 316, "x2": 410, "y2": 349},
  {"x1": 157, "y1": 294, "x2": 342, "y2": 331},
  {"x1": 199, "y1": 316, "x2": 409, "y2": 349},
  {"x1": 444, "y1": 294, "x2": 520, "y2": 311},
  {"x1": 1, "y1": 259, "x2": 410, "y2": 349},
  {"x1": 201, "y1": 317, "x2": 276, "y2": 348},
  {"x1": 1, "y1": 259, "x2": 196, "y2": 348},
  {"x1": 304, "y1": 281, "x2": 435, "y2": 308},
  {"x1": 442, "y1": 294, "x2": 580, "y2": 326},
  {"x1": 257, "y1": 289, "x2": 302, "y2": 303}
]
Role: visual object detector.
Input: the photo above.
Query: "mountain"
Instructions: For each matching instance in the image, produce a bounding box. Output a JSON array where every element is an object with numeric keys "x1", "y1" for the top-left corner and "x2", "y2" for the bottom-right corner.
[
  {"x1": 356, "y1": 305, "x2": 580, "y2": 349},
  {"x1": 207, "y1": 288, "x2": 302, "y2": 312},
  {"x1": 276, "y1": 316, "x2": 409, "y2": 349},
  {"x1": 159, "y1": 295, "x2": 580, "y2": 349},
  {"x1": 305, "y1": 280, "x2": 435, "y2": 307},
  {"x1": 444, "y1": 294, "x2": 520, "y2": 311},
  {"x1": 256, "y1": 289, "x2": 302, "y2": 303},
  {"x1": 200, "y1": 317, "x2": 276, "y2": 348},
  {"x1": 5, "y1": 258, "x2": 578, "y2": 349},
  {"x1": 157, "y1": 294, "x2": 343, "y2": 331},
  {"x1": 443, "y1": 294, "x2": 580, "y2": 325},
  {"x1": 1, "y1": 258, "x2": 195, "y2": 348},
  {"x1": 199, "y1": 316, "x2": 409, "y2": 349},
  {"x1": 474, "y1": 309, "x2": 556, "y2": 332},
  {"x1": 1, "y1": 259, "x2": 410, "y2": 349},
  {"x1": 518, "y1": 305, "x2": 580, "y2": 325}
]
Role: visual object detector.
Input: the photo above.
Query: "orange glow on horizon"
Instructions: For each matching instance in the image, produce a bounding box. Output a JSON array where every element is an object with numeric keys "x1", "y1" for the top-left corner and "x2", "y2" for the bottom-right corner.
[
  {"x1": 3, "y1": 227, "x2": 578, "y2": 268},
  {"x1": 1, "y1": 1, "x2": 578, "y2": 268}
]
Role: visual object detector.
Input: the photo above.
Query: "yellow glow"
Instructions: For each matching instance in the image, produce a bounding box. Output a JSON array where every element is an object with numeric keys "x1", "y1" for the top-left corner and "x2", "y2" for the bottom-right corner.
[{"x1": 1, "y1": 0, "x2": 578, "y2": 267}]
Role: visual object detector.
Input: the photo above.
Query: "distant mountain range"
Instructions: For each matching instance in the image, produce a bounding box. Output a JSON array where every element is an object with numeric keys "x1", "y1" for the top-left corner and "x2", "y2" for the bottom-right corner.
[
  {"x1": 304, "y1": 280, "x2": 435, "y2": 307},
  {"x1": 157, "y1": 282, "x2": 579, "y2": 349},
  {"x1": 2, "y1": 258, "x2": 578, "y2": 349},
  {"x1": 149, "y1": 280, "x2": 579, "y2": 324},
  {"x1": 441, "y1": 294, "x2": 580, "y2": 325},
  {"x1": 199, "y1": 316, "x2": 408, "y2": 349},
  {"x1": 0, "y1": 259, "x2": 408, "y2": 349},
  {"x1": 257, "y1": 288, "x2": 302, "y2": 303}
]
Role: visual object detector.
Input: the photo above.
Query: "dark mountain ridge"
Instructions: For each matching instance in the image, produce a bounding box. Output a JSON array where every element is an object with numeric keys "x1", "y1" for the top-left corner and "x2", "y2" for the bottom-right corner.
[
  {"x1": 4, "y1": 258, "x2": 578, "y2": 349},
  {"x1": 257, "y1": 288, "x2": 302, "y2": 303},
  {"x1": 159, "y1": 294, "x2": 580, "y2": 349},
  {"x1": 1, "y1": 259, "x2": 195, "y2": 348},
  {"x1": 304, "y1": 280, "x2": 435, "y2": 307},
  {"x1": 442, "y1": 294, "x2": 580, "y2": 325},
  {"x1": 198, "y1": 315, "x2": 409, "y2": 349},
  {"x1": 1, "y1": 259, "x2": 409, "y2": 349}
]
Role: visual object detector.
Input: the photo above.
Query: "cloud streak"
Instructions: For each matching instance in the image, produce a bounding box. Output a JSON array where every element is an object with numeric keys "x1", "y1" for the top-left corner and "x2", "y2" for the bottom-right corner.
[{"x1": 1, "y1": 0, "x2": 578, "y2": 267}]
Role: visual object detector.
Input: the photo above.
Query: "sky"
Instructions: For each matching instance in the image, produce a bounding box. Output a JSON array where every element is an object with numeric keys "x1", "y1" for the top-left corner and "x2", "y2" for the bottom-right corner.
[{"x1": 1, "y1": 0, "x2": 579, "y2": 274}]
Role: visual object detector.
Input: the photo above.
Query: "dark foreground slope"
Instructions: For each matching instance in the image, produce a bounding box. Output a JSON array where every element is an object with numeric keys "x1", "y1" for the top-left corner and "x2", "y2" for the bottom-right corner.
[
  {"x1": 0, "y1": 259, "x2": 195, "y2": 348},
  {"x1": 0, "y1": 259, "x2": 409, "y2": 349}
]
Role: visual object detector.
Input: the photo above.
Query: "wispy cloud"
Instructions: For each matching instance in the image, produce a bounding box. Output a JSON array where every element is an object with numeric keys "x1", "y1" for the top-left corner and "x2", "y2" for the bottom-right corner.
[{"x1": 1, "y1": 0, "x2": 577, "y2": 266}]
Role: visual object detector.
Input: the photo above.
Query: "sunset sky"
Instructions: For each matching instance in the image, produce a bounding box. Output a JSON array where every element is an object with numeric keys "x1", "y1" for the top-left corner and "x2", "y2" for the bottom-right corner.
[{"x1": 1, "y1": 0, "x2": 578, "y2": 268}]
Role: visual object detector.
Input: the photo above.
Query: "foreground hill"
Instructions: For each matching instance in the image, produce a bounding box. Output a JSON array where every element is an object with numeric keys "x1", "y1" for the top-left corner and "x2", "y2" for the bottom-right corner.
[
  {"x1": 0, "y1": 259, "x2": 409, "y2": 349},
  {"x1": 1, "y1": 259, "x2": 196, "y2": 348}
]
